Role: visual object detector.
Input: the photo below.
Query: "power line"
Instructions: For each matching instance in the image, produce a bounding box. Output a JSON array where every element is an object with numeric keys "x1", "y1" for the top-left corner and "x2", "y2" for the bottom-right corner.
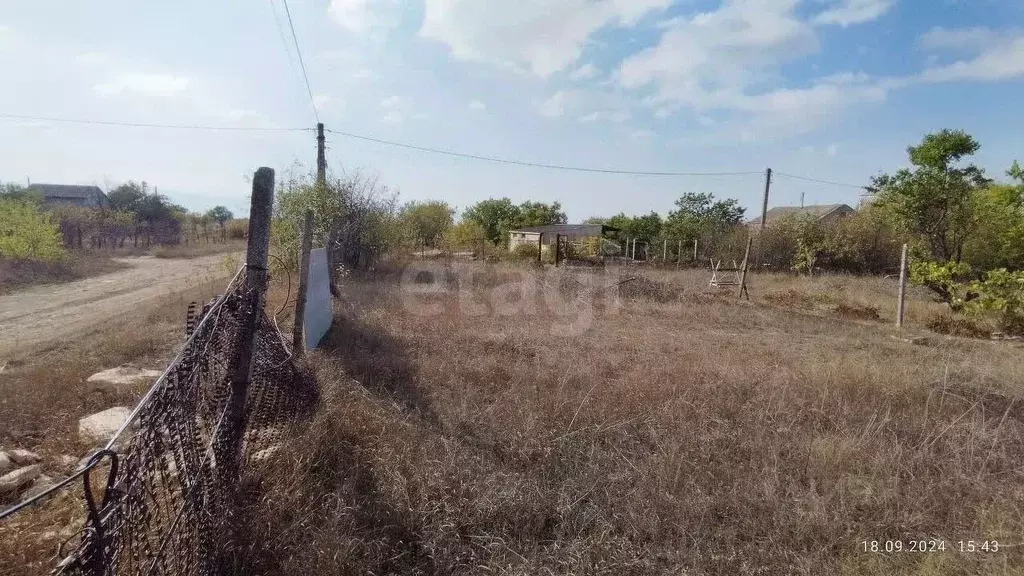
[
  {"x1": 325, "y1": 128, "x2": 762, "y2": 177},
  {"x1": 774, "y1": 171, "x2": 867, "y2": 190},
  {"x1": 267, "y1": 0, "x2": 300, "y2": 78},
  {"x1": 280, "y1": 0, "x2": 320, "y2": 124},
  {"x1": 0, "y1": 113, "x2": 312, "y2": 132}
]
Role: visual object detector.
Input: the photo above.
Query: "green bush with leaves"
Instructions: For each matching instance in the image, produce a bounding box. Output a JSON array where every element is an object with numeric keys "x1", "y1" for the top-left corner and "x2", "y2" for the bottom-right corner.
[
  {"x1": 965, "y1": 269, "x2": 1024, "y2": 334},
  {"x1": 0, "y1": 199, "x2": 66, "y2": 262},
  {"x1": 909, "y1": 260, "x2": 973, "y2": 309}
]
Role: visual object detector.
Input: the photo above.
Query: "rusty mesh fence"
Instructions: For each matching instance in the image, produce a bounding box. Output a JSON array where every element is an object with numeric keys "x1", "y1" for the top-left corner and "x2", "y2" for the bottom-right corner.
[{"x1": 49, "y1": 267, "x2": 320, "y2": 575}]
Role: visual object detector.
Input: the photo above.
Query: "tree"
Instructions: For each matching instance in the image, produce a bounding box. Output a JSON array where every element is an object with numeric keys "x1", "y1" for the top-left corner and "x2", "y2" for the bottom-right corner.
[
  {"x1": 205, "y1": 206, "x2": 234, "y2": 239},
  {"x1": 107, "y1": 181, "x2": 148, "y2": 213},
  {"x1": 401, "y1": 200, "x2": 454, "y2": 248},
  {"x1": 664, "y1": 192, "x2": 745, "y2": 243},
  {"x1": 462, "y1": 198, "x2": 520, "y2": 246},
  {"x1": 515, "y1": 201, "x2": 567, "y2": 228},
  {"x1": 444, "y1": 221, "x2": 487, "y2": 251},
  {"x1": 874, "y1": 129, "x2": 991, "y2": 263}
]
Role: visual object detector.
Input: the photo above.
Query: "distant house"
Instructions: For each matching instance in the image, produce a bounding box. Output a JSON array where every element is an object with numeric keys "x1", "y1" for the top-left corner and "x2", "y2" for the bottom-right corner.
[
  {"x1": 26, "y1": 184, "x2": 109, "y2": 208},
  {"x1": 508, "y1": 223, "x2": 620, "y2": 252},
  {"x1": 753, "y1": 204, "x2": 855, "y2": 227}
]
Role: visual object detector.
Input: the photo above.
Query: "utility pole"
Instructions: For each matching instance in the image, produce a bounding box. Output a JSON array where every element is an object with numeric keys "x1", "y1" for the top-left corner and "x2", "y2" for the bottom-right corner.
[
  {"x1": 760, "y1": 167, "x2": 772, "y2": 230},
  {"x1": 316, "y1": 122, "x2": 326, "y2": 186}
]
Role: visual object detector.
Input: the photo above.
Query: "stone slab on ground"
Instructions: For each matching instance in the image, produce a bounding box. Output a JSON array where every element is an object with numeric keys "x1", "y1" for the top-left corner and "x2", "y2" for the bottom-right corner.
[
  {"x1": 7, "y1": 449, "x2": 41, "y2": 465},
  {"x1": 0, "y1": 451, "x2": 11, "y2": 475},
  {"x1": 22, "y1": 475, "x2": 55, "y2": 501},
  {"x1": 0, "y1": 464, "x2": 42, "y2": 494},
  {"x1": 78, "y1": 407, "x2": 132, "y2": 445},
  {"x1": 86, "y1": 366, "x2": 161, "y2": 393}
]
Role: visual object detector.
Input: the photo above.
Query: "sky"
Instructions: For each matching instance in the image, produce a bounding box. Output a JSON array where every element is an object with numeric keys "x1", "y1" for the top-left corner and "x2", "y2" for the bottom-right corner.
[{"x1": 1, "y1": 0, "x2": 1022, "y2": 221}]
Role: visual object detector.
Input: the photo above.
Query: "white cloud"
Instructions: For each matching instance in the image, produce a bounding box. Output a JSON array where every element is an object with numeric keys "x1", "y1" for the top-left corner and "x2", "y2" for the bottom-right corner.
[
  {"x1": 653, "y1": 107, "x2": 672, "y2": 119},
  {"x1": 918, "y1": 36, "x2": 1024, "y2": 83},
  {"x1": 620, "y1": 0, "x2": 819, "y2": 110},
  {"x1": 380, "y1": 95, "x2": 402, "y2": 107},
  {"x1": 696, "y1": 115, "x2": 715, "y2": 126},
  {"x1": 537, "y1": 90, "x2": 570, "y2": 117},
  {"x1": 826, "y1": 143, "x2": 839, "y2": 156},
  {"x1": 919, "y1": 26, "x2": 1005, "y2": 52},
  {"x1": 629, "y1": 129, "x2": 654, "y2": 140},
  {"x1": 352, "y1": 67, "x2": 375, "y2": 80},
  {"x1": 420, "y1": 0, "x2": 672, "y2": 77},
  {"x1": 382, "y1": 110, "x2": 405, "y2": 124},
  {"x1": 608, "y1": 110, "x2": 631, "y2": 123},
  {"x1": 94, "y1": 74, "x2": 190, "y2": 97},
  {"x1": 813, "y1": 0, "x2": 894, "y2": 27},
  {"x1": 570, "y1": 63, "x2": 600, "y2": 80},
  {"x1": 329, "y1": 0, "x2": 400, "y2": 33},
  {"x1": 76, "y1": 52, "x2": 109, "y2": 66},
  {"x1": 468, "y1": 99, "x2": 486, "y2": 111},
  {"x1": 579, "y1": 111, "x2": 601, "y2": 123},
  {"x1": 313, "y1": 93, "x2": 331, "y2": 108}
]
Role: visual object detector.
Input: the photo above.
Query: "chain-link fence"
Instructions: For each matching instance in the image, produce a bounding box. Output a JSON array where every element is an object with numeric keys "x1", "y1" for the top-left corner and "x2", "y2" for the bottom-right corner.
[{"x1": 21, "y1": 267, "x2": 321, "y2": 576}]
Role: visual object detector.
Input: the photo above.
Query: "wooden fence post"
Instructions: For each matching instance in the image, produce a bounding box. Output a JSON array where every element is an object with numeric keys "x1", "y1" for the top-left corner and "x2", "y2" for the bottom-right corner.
[
  {"x1": 677, "y1": 239, "x2": 682, "y2": 268},
  {"x1": 537, "y1": 233, "x2": 543, "y2": 264},
  {"x1": 897, "y1": 243, "x2": 908, "y2": 327},
  {"x1": 738, "y1": 235, "x2": 753, "y2": 300},
  {"x1": 693, "y1": 238, "x2": 698, "y2": 261},
  {"x1": 292, "y1": 210, "x2": 314, "y2": 354},
  {"x1": 217, "y1": 166, "x2": 274, "y2": 481}
]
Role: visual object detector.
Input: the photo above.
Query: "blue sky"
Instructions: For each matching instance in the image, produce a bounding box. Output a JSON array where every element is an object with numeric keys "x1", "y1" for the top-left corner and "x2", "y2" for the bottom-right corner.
[{"x1": 1, "y1": 0, "x2": 1022, "y2": 221}]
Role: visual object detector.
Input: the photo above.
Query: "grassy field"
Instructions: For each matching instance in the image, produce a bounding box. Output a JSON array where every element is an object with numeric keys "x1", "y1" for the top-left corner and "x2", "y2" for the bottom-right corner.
[
  {"x1": 230, "y1": 262, "x2": 1024, "y2": 575},
  {"x1": 3, "y1": 261, "x2": 1023, "y2": 575}
]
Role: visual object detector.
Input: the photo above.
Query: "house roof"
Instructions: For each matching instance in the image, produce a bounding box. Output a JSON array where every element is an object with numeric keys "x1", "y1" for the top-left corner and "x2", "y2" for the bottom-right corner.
[
  {"x1": 27, "y1": 184, "x2": 107, "y2": 200},
  {"x1": 753, "y1": 204, "x2": 854, "y2": 225},
  {"x1": 511, "y1": 223, "x2": 620, "y2": 236}
]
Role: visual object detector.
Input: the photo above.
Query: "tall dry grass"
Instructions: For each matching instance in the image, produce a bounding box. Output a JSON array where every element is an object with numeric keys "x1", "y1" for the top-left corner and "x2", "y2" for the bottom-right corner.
[{"x1": 231, "y1": 263, "x2": 1024, "y2": 575}]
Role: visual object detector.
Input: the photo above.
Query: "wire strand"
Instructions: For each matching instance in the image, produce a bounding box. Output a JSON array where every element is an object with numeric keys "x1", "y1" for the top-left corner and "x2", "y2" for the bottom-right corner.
[
  {"x1": 280, "y1": 0, "x2": 320, "y2": 124},
  {"x1": 773, "y1": 171, "x2": 868, "y2": 189},
  {"x1": 0, "y1": 114, "x2": 311, "y2": 132},
  {"x1": 325, "y1": 128, "x2": 761, "y2": 177}
]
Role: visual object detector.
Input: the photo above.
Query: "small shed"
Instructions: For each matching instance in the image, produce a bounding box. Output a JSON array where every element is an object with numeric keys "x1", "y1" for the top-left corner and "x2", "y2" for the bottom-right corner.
[
  {"x1": 27, "y1": 184, "x2": 109, "y2": 208},
  {"x1": 508, "y1": 223, "x2": 620, "y2": 251}
]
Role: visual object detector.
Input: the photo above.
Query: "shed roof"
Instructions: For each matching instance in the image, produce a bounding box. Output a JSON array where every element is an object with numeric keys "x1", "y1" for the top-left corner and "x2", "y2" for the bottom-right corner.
[
  {"x1": 510, "y1": 223, "x2": 620, "y2": 236},
  {"x1": 27, "y1": 184, "x2": 107, "y2": 199},
  {"x1": 753, "y1": 204, "x2": 854, "y2": 225}
]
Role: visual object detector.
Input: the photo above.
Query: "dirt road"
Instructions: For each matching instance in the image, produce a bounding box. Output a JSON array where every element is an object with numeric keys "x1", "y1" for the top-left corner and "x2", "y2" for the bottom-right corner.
[{"x1": 0, "y1": 254, "x2": 237, "y2": 357}]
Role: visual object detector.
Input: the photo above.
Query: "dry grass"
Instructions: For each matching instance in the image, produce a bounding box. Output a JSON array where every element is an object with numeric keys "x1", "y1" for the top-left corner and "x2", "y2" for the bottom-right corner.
[
  {"x1": 0, "y1": 254, "x2": 129, "y2": 294},
  {"x1": 151, "y1": 239, "x2": 246, "y2": 259},
  {"x1": 4, "y1": 262, "x2": 1024, "y2": 575},
  {"x1": 0, "y1": 240, "x2": 244, "y2": 294},
  {"x1": 231, "y1": 263, "x2": 1024, "y2": 575}
]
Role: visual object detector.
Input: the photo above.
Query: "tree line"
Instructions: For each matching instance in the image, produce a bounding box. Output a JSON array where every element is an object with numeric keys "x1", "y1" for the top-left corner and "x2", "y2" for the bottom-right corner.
[{"x1": 0, "y1": 181, "x2": 241, "y2": 261}]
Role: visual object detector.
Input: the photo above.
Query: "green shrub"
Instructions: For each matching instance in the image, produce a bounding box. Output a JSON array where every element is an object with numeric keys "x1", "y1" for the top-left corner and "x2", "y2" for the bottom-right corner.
[
  {"x1": 0, "y1": 199, "x2": 65, "y2": 262},
  {"x1": 512, "y1": 243, "x2": 540, "y2": 262},
  {"x1": 965, "y1": 269, "x2": 1024, "y2": 334},
  {"x1": 909, "y1": 260, "x2": 973, "y2": 309}
]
